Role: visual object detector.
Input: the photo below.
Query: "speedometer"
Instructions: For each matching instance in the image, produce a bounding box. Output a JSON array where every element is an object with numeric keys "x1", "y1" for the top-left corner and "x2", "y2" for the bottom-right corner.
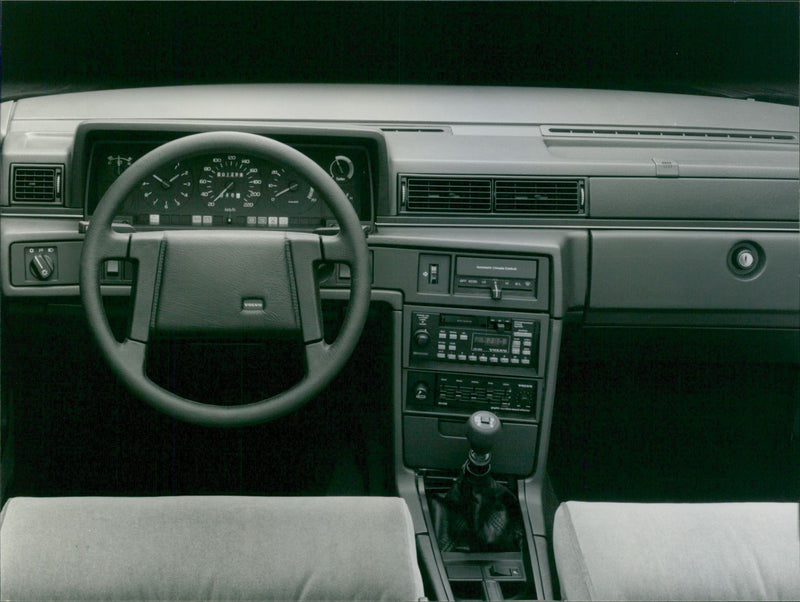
[{"x1": 198, "y1": 154, "x2": 262, "y2": 212}]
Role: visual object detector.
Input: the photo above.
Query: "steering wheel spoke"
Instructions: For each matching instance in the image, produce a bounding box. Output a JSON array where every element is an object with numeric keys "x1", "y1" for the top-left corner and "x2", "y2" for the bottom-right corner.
[
  {"x1": 117, "y1": 338, "x2": 148, "y2": 376},
  {"x1": 127, "y1": 232, "x2": 167, "y2": 343},
  {"x1": 285, "y1": 232, "x2": 325, "y2": 343},
  {"x1": 320, "y1": 233, "x2": 352, "y2": 263},
  {"x1": 304, "y1": 340, "x2": 332, "y2": 375},
  {"x1": 97, "y1": 229, "x2": 132, "y2": 259}
]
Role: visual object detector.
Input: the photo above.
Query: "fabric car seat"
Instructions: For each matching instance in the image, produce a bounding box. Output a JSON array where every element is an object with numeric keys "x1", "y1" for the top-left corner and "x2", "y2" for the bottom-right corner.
[
  {"x1": 0, "y1": 495, "x2": 425, "y2": 601},
  {"x1": 553, "y1": 501, "x2": 800, "y2": 601}
]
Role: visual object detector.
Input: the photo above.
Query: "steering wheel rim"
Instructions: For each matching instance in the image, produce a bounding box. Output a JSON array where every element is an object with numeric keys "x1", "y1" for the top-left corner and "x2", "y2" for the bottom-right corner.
[{"x1": 80, "y1": 131, "x2": 370, "y2": 427}]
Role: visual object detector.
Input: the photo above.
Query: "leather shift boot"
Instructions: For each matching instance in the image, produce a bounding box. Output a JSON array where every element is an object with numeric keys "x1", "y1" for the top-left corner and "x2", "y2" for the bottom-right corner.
[{"x1": 430, "y1": 469, "x2": 523, "y2": 553}]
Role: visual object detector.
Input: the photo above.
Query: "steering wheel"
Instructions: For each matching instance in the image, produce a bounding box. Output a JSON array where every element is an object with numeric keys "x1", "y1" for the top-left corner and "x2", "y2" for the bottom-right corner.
[{"x1": 81, "y1": 132, "x2": 371, "y2": 427}]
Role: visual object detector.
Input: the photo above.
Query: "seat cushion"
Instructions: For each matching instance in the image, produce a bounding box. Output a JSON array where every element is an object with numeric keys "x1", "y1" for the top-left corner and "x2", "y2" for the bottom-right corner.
[
  {"x1": 0, "y1": 496, "x2": 425, "y2": 601},
  {"x1": 553, "y1": 501, "x2": 800, "y2": 601}
]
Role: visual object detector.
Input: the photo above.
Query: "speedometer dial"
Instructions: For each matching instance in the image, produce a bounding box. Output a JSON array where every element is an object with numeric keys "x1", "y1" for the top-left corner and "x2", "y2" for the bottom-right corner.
[{"x1": 198, "y1": 154, "x2": 262, "y2": 212}]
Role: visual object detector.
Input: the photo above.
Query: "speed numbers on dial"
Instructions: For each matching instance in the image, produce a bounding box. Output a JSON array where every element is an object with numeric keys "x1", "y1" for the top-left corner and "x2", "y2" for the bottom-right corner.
[{"x1": 199, "y1": 154, "x2": 262, "y2": 211}]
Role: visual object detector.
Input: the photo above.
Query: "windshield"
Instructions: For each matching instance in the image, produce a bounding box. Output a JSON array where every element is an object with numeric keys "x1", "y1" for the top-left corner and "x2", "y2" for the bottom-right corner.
[{"x1": 2, "y1": 1, "x2": 798, "y2": 105}]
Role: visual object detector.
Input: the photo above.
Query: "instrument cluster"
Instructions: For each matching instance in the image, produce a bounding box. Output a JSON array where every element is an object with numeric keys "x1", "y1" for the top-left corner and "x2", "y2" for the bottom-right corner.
[{"x1": 87, "y1": 140, "x2": 373, "y2": 228}]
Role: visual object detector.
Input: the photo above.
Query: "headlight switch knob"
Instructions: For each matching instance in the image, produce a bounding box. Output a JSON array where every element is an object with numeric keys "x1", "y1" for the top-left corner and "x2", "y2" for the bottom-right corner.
[{"x1": 30, "y1": 253, "x2": 55, "y2": 281}]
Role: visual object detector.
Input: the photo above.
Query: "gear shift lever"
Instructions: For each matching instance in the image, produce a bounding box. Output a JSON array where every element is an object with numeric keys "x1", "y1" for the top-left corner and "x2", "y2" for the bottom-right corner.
[
  {"x1": 465, "y1": 410, "x2": 501, "y2": 476},
  {"x1": 429, "y1": 411, "x2": 523, "y2": 552}
]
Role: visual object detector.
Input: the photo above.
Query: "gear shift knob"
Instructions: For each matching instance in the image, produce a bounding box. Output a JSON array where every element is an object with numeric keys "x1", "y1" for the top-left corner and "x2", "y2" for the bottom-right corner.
[{"x1": 466, "y1": 411, "x2": 501, "y2": 456}]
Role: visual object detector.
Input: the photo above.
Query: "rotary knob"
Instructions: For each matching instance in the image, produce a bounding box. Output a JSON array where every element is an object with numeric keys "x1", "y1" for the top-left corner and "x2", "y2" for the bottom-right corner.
[
  {"x1": 414, "y1": 329, "x2": 431, "y2": 347},
  {"x1": 413, "y1": 382, "x2": 430, "y2": 403},
  {"x1": 30, "y1": 253, "x2": 55, "y2": 281}
]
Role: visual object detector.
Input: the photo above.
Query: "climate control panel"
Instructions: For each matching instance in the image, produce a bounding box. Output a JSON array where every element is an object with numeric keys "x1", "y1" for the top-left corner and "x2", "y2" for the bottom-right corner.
[{"x1": 406, "y1": 370, "x2": 537, "y2": 416}]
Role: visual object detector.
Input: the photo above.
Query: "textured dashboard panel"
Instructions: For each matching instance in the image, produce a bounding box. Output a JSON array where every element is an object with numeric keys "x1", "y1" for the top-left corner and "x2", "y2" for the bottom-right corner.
[{"x1": 590, "y1": 178, "x2": 799, "y2": 221}]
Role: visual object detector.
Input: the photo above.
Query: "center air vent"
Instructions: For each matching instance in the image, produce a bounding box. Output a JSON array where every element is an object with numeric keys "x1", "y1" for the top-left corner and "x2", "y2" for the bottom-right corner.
[
  {"x1": 400, "y1": 175, "x2": 585, "y2": 216},
  {"x1": 11, "y1": 164, "x2": 64, "y2": 204},
  {"x1": 495, "y1": 179, "x2": 584, "y2": 214},
  {"x1": 402, "y1": 177, "x2": 492, "y2": 213}
]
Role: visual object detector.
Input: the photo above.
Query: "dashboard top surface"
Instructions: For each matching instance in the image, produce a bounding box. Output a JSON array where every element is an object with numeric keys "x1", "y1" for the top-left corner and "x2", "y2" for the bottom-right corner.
[{"x1": 6, "y1": 85, "x2": 799, "y2": 132}]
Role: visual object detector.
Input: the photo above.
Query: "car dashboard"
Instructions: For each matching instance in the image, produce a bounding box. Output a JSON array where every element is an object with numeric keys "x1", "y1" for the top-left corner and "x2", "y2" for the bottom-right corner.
[{"x1": 1, "y1": 84, "x2": 798, "y2": 600}]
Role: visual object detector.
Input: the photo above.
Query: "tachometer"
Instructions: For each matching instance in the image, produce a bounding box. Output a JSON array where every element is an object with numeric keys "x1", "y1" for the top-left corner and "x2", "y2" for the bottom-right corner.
[
  {"x1": 198, "y1": 154, "x2": 262, "y2": 212},
  {"x1": 139, "y1": 161, "x2": 192, "y2": 211},
  {"x1": 267, "y1": 167, "x2": 320, "y2": 215}
]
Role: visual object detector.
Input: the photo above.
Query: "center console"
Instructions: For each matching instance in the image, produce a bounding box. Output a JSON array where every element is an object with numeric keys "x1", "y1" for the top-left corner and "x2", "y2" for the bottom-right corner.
[{"x1": 391, "y1": 250, "x2": 556, "y2": 601}]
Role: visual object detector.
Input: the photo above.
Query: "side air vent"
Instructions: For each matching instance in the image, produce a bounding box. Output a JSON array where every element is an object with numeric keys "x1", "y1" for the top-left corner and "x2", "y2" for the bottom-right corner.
[
  {"x1": 495, "y1": 179, "x2": 584, "y2": 214},
  {"x1": 400, "y1": 175, "x2": 586, "y2": 216},
  {"x1": 10, "y1": 164, "x2": 64, "y2": 204},
  {"x1": 401, "y1": 177, "x2": 492, "y2": 213},
  {"x1": 542, "y1": 126, "x2": 797, "y2": 143}
]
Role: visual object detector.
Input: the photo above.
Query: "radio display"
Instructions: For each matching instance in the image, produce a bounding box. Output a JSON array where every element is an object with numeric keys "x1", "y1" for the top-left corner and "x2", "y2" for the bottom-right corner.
[{"x1": 472, "y1": 334, "x2": 510, "y2": 353}]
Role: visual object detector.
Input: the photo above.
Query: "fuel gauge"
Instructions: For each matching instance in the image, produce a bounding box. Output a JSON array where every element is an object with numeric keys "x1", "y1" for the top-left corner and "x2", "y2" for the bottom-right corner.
[{"x1": 107, "y1": 154, "x2": 133, "y2": 175}]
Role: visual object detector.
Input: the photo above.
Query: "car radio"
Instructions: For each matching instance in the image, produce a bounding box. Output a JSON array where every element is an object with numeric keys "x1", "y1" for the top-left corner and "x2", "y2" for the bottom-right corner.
[{"x1": 409, "y1": 311, "x2": 539, "y2": 368}]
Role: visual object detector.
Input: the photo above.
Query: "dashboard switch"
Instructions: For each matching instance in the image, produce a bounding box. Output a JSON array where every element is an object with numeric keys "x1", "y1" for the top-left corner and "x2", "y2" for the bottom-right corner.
[
  {"x1": 491, "y1": 280, "x2": 503, "y2": 300},
  {"x1": 414, "y1": 329, "x2": 431, "y2": 348},
  {"x1": 413, "y1": 382, "x2": 430, "y2": 403},
  {"x1": 30, "y1": 253, "x2": 55, "y2": 280}
]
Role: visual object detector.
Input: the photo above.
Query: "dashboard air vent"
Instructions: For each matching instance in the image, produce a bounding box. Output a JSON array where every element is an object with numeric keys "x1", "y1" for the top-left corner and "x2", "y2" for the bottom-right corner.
[
  {"x1": 400, "y1": 175, "x2": 586, "y2": 216},
  {"x1": 402, "y1": 177, "x2": 492, "y2": 213},
  {"x1": 11, "y1": 164, "x2": 64, "y2": 204},
  {"x1": 495, "y1": 179, "x2": 584, "y2": 214},
  {"x1": 542, "y1": 126, "x2": 797, "y2": 143}
]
